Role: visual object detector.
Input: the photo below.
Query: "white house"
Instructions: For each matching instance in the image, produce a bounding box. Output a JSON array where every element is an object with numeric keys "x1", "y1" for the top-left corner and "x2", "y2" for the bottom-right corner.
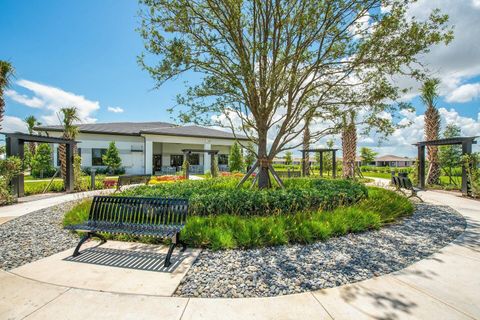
[{"x1": 36, "y1": 121, "x2": 248, "y2": 175}]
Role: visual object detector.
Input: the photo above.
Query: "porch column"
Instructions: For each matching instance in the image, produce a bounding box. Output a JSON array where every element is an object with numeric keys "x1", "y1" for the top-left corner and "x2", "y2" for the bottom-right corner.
[
  {"x1": 204, "y1": 143, "x2": 211, "y2": 173},
  {"x1": 145, "y1": 139, "x2": 153, "y2": 174}
]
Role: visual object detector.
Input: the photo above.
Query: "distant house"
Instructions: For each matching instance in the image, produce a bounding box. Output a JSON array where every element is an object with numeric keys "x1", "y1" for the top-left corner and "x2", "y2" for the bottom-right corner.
[
  {"x1": 36, "y1": 121, "x2": 248, "y2": 175},
  {"x1": 373, "y1": 155, "x2": 414, "y2": 167}
]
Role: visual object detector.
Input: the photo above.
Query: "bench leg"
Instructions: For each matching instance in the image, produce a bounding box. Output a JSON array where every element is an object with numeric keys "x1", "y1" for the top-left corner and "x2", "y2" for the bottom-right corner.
[
  {"x1": 164, "y1": 243, "x2": 175, "y2": 268},
  {"x1": 72, "y1": 233, "x2": 91, "y2": 257},
  {"x1": 72, "y1": 232, "x2": 107, "y2": 257},
  {"x1": 408, "y1": 191, "x2": 423, "y2": 202}
]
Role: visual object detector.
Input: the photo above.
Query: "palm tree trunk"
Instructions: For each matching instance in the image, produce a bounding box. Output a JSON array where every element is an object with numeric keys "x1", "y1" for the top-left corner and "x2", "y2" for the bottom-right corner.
[
  {"x1": 342, "y1": 113, "x2": 357, "y2": 179},
  {"x1": 425, "y1": 106, "x2": 441, "y2": 185},
  {"x1": 0, "y1": 95, "x2": 4, "y2": 131},
  {"x1": 59, "y1": 143, "x2": 67, "y2": 183}
]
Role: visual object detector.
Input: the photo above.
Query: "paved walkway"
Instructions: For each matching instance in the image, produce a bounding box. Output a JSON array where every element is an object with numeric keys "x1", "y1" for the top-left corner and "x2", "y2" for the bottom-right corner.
[{"x1": 0, "y1": 186, "x2": 479, "y2": 319}]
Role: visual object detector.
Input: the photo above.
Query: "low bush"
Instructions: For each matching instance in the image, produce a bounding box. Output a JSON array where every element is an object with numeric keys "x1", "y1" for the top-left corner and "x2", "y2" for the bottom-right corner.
[{"x1": 119, "y1": 177, "x2": 367, "y2": 216}]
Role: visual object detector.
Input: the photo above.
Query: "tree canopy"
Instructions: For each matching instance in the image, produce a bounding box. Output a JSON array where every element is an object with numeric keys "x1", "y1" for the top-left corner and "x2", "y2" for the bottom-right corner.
[
  {"x1": 360, "y1": 147, "x2": 378, "y2": 165},
  {"x1": 139, "y1": 0, "x2": 452, "y2": 187},
  {"x1": 102, "y1": 141, "x2": 122, "y2": 174}
]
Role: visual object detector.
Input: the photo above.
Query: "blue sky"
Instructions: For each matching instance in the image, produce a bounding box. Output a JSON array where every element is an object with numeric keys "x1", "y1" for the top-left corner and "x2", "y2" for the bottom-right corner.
[{"x1": 1, "y1": 0, "x2": 479, "y2": 156}]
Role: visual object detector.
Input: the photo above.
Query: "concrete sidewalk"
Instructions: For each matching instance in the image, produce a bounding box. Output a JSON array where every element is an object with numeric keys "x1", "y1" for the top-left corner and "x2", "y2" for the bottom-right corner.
[{"x1": 0, "y1": 188, "x2": 479, "y2": 319}]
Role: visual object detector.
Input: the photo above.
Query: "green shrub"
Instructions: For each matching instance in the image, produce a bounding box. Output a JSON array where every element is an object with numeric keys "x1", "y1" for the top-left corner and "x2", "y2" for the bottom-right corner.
[{"x1": 119, "y1": 177, "x2": 367, "y2": 216}]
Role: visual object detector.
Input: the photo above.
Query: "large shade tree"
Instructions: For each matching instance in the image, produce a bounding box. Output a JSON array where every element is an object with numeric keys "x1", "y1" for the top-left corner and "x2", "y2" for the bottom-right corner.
[
  {"x1": 0, "y1": 61, "x2": 14, "y2": 131},
  {"x1": 139, "y1": 0, "x2": 452, "y2": 188}
]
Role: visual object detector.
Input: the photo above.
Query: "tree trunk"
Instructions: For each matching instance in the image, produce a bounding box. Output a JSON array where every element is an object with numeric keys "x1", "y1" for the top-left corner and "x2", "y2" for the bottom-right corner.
[
  {"x1": 59, "y1": 143, "x2": 67, "y2": 184},
  {"x1": 257, "y1": 131, "x2": 270, "y2": 189},
  {"x1": 425, "y1": 106, "x2": 441, "y2": 185},
  {"x1": 0, "y1": 95, "x2": 4, "y2": 131},
  {"x1": 342, "y1": 114, "x2": 357, "y2": 179},
  {"x1": 303, "y1": 124, "x2": 311, "y2": 176}
]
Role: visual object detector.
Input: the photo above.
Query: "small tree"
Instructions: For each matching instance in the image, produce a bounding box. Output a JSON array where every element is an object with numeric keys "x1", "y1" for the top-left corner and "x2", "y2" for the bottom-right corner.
[
  {"x1": 439, "y1": 124, "x2": 462, "y2": 186},
  {"x1": 102, "y1": 142, "x2": 122, "y2": 174},
  {"x1": 31, "y1": 143, "x2": 55, "y2": 178},
  {"x1": 323, "y1": 139, "x2": 335, "y2": 176},
  {"x1": 229, "y1": 142, "x2": 244, "y2": 172},
  {"x1": 284, "y1": 151, "x2": 293, "y2": 166},
  {"x1": 360, "y1": 147, "x2": 378, "y2": 165},
  {"x1": 0, "y1": 156, "x2": 22, "y2": 205}
]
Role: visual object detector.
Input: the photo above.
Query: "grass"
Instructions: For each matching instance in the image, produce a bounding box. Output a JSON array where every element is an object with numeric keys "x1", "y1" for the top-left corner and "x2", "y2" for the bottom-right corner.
[
  {"x1": 23, "y1": 175, "x2": 118, "y2": 196},
  {"x1": 63, "y1": 185, "x2": 413, "y2": 250}
]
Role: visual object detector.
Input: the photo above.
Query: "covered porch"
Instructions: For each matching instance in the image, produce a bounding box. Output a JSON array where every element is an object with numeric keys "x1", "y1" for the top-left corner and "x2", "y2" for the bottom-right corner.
[{"x1": 143, "y1": 135, "x2": 233, "y2": 175}]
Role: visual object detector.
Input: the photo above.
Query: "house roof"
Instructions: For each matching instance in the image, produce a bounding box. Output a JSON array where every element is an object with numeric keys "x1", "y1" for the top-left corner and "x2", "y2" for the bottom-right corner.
[
  {"x1": 35, "y1": 121, "x2": 248, "y2": 140},
  {"x1": 375, "y1": 154, "x2": 413, "y2": 162}
]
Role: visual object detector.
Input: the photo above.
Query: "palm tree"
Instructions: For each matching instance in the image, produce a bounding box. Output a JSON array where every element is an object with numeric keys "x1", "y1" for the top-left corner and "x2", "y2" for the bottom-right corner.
[
  {"x1": 421, "y1": 78, "x2": 441, "y2": 185},
  {"x1": 0, "y1": 61, "x2": 15, "y2": 131},
  {"x1": 58, "y1": 107, "x2": 79, "y2": 186},
  {"x1": 341, "y1": 111, "x2": 357, "y2": 179},
  {"x1": 25, "y1": 115, "x2": 40, "y2": 155}
]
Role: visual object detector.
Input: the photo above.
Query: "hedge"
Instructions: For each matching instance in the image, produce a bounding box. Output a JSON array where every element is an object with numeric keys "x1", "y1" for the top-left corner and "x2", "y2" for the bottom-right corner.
[{"x1": 119, "y1": 177, "x2": 368, "y2": 216}]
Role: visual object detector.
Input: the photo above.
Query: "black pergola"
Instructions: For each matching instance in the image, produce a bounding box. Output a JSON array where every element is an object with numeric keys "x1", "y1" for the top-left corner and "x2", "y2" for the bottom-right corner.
[
  {"x1": 301, "y1": 148, "x2": 338, "y2": 178},
  {"x1": 414, "y1": 136, "x2": 477, "y2": 195},
  {"x1": 3, "y1": 132, "x2": 77, "y2": 197},
  {"x1": 182, "y1": 149, "x2": 219, "y2": 179}
]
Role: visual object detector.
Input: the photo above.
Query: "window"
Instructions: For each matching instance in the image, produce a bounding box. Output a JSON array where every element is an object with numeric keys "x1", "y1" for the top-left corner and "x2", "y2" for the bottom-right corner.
[
  {"x1": 188, "y1": 153, "x2": 200, "y2": 165},
  {"x1": 56, "y1": 148, "x2": 61, "y2": 166},
  {"x1": 218, "y1": 154, "x2": 228, "y2": 165},
  {"x1": 170, "y1": 155, "x2": 184, "y2": 167},
  {"x1": 92, "y1": 148, "x2": 107, "y2": 166}
]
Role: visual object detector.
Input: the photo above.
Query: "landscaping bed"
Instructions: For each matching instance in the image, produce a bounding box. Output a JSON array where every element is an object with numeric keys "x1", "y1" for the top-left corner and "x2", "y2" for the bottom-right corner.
[{"x1": 63, "y1": 178, "x2": 404, "y2": 248}]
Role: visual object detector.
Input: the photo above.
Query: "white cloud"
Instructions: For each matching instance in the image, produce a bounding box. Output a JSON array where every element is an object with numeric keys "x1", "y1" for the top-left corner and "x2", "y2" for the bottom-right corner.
[
  {"x1": 5, "y1": 89, "x2": 44, "y2": 108},
  {"x1": 445, "y1": 83, "x2": 480, "y2": 103},
  {"x1": 394, "y1": 0, "x2": 480, "y2": 100},
  {"x1": 107, "y1": 106, "x2": 124, "y2": 113},
  {"x1": 1, "y1": 116, "x2": 28, "y2": 133},
  {"x1": 7, "y1": 79, "x2": 100, "y2": 125}
]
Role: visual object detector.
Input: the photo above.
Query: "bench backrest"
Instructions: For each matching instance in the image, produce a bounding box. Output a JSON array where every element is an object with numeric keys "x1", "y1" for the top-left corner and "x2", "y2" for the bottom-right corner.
[
  {"x1": 399, "y1": 176, "x2": 413, "y2": 190},
  {"x1": 392, "y1": 176, "x2": 401, "y2": 188},
  {"x1": 88, "y1": 196, "x2": 188, "y2": 226}
]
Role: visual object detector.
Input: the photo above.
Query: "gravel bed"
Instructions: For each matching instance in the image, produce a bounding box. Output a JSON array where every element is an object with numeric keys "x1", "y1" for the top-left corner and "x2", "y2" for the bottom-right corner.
[
  {"x1": 0, "y1": 203, "x2": 79, "y2": 270},
  {"x1": 175, "y1": 203, "x2": 466, "y2": 298}
]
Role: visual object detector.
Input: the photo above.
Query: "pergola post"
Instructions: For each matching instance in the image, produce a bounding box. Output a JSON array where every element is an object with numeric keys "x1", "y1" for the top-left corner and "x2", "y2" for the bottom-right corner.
[
  {"x1": 64, "y1": 143, "x2": 75, "y2": 192},
  {"x1": 319, "y1": 151, "x2": 323, "y2": 177},
  {"x1": 461, "y1": 141, "x2": 473, "y2": 195},
  {"x1": 418, "y1": 145, "x2": 425, "y2": 189},
  {"x1": 6, "y1": 136, "x2": 25, "y2": 197},
  {"x1": 332, "y1": 150, "x2": 337, "y2": 179}
]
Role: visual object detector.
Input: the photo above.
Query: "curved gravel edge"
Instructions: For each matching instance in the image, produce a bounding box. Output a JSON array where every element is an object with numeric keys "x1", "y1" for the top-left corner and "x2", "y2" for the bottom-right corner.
[
  {"x1": 174, "y1": 203, "x2": 466, "y2": 298},
  {"x1": 0, "y1": 201, "x2": 467, "y2": 299}
]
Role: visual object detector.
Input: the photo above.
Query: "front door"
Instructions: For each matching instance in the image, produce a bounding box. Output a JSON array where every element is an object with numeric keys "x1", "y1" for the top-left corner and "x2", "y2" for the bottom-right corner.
[
  {"x1": 153, "y1": 154, "x2": 162, "y2": 173},
  {"x1": 170, "y1": 155, "x2": 184, "y2": 171}
]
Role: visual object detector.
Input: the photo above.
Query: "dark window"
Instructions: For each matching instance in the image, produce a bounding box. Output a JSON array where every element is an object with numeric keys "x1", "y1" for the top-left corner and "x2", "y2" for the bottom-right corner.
[
  {"x1": 218, "y1": 154, "x2": 228, "y2": 165},
  {"x1": 78, "y1": 148, "x2": 82, "y2": 157},
  {"x1": 170, "y1": 155, "x2": 184, "y2": 167},
  {"x1": 188, "y1": 153, "x2": 200, "y2": 165},
  {"x1": 92, "y1": 148, "x2": 107, "y2": 166}
]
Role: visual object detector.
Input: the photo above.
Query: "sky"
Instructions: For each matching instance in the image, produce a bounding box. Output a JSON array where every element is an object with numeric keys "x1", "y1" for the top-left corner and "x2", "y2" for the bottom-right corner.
[{"x1": 1, "y1": 0, "x2": 479, "y2": 157}]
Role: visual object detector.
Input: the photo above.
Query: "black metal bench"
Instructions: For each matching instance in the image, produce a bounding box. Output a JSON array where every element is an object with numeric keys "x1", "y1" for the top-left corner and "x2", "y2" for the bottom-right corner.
[
  {"x1": 116, "y1": 174, "x2": 151, "y2": 191},
  {"x1": 65, "y1": 196, "x2": 188, "y2": 267},
  {"x1": 392, "y1": 175, "x2": 423, "y2": 202}
]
